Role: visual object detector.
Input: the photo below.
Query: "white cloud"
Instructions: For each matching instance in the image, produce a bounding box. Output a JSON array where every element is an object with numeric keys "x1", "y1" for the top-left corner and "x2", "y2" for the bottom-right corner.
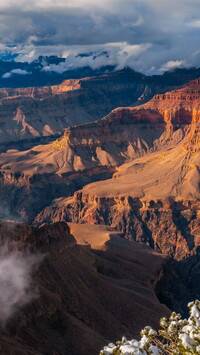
[
  {"x1": 2, "y1": 68, "x2": 31, "y2": 79},
  {"x1": 11, "y1": 69, "x2": 30, "y2": 75},
  {"x1": 160, "y1": 60, "x2": 187, "y2": 72},
  {"x1": 0, "y1": 243, "x2": 42, "y2": 326},
  {"x1": 42, "y1": 42, "x2": 151, "y2": 73},
  {"x1": 0, "y1": 0, "x2": 111, "y2": 9},
  {"x1": 2, "y1": 72, "x2": 12, "y2": 78},
  {"x1": 187, "y1": 19, "x2": 200, "y2": 28}
]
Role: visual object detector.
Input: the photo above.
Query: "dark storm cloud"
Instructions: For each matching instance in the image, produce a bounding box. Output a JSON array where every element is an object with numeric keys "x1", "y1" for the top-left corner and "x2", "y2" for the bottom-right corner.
[
  {"x1": 0, "y1": 1, "x2": 152, "y2": 45},
  {"x1": 0, "y1": 0, "x2": 200, "y2": 73}
]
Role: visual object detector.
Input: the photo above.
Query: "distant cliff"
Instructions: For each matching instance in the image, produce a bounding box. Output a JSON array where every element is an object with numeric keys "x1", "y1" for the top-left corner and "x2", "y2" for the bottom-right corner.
[{"x1": 2, "y1": 67, "x2": 200, "y2": 146}]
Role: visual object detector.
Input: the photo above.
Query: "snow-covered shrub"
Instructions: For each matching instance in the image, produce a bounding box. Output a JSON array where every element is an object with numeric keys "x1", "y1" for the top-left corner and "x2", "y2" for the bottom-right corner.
[{"x1": 100, "y1": 300, "x2": 200, "y2": 354}]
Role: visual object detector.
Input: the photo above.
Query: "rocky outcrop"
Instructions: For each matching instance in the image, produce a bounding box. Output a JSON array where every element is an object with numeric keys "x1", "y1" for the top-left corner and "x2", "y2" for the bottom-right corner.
[
  {"x1": 0, "y1": 165, "x2": 116, "y2": 223},
  {"x1": 0, "y1": 220, "x2": 73, "y2": 250},
  {"x1": 0, "y1": 221, "x2": 169, "y2": 355},
  {"x1": 184, "y1": 109, "x2": 200, "y2": 152},
  {"x1": 35, "y1": 192, "x2": 200, "y2": 261}
]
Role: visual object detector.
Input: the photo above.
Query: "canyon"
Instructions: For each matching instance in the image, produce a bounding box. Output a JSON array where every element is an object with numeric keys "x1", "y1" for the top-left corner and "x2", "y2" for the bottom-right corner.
[
  {"x1": 29, "y1": 80, "x2": 200, "y2": 260},
  {"x1": 0, "y1": 72, "x2": 200, "y2": 354},
  {"x1": 1, "y1": 67, "x2": 200, "y2": 149},
  {"x1": 0, "y1": 78, "x2": 199, "y2": 230},
  {"x1": 0, "y1": 68, "x2": 144, "y2": 146}
]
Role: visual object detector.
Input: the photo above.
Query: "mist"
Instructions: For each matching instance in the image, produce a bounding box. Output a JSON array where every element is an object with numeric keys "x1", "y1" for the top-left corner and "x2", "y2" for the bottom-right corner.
[{"x1": 0, "y1": 243, "x2": 43, "y2": 326}]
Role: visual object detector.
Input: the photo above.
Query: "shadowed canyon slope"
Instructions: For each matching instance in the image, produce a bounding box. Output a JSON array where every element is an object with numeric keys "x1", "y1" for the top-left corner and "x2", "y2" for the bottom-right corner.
[
  {"x1": 0, "y1": 221, "x2": 169, "y2": 355},
  {"x1": 2, "y1": 67, "x2": 200, "y2": 148}
]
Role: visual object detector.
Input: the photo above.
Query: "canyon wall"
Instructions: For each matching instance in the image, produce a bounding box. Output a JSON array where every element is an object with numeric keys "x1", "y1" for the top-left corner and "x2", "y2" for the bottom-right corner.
[
  {"x1": 0, "y1": 78, "x2": 199, "y2": 252},
  {"x1": 2, "y1": 69, "x2": 200, "y2": 148},
  {"x1": 32, "y1": 79, "x2": 200, "y2": 261}
]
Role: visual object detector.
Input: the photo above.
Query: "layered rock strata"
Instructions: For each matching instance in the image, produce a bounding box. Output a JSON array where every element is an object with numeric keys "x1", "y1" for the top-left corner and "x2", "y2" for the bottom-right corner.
[
  {"x1": 0, "y1": 78, "x2": 199, "y2": 233},
  {"x1": 33, "y1": 80, "x2": 200, "y2": 261},
  {"x1": 2, "y1": 68, "x2": 200, "y2": 147},
  {"x1": 0, "y1": 69, "x2": 147, "y2": 145}
]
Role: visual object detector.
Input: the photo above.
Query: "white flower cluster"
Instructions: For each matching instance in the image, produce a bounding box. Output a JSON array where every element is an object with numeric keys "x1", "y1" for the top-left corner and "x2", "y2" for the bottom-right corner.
[{"x1": 100, "y1": 300, "x2": 200, "y2": 355}]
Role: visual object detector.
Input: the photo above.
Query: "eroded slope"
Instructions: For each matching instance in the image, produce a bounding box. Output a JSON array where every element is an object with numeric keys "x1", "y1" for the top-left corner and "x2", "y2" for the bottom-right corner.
[{"x1": 0, "y1": 221, "x2": 169, "y2": 355}]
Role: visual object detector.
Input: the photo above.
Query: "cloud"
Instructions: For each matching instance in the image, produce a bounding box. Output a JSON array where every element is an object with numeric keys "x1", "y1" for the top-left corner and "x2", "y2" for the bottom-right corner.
[
  {"x1": 2, "y1": 68, "x2": 31, "y2": 78},
  {"x1": 160, "y1": 60, "x2": 187, "y2": 72},
  {"x1": 0, "y1": 0, "x2": 199, "y2": 73},
  {"x1": 0, "y1": 243, "x2": 42, "y2": 326},
  {"x1": 42, "y1": 42, "x2": 151, "y2": 73},
  {"x1": 187, "y1": 19, "x2": 200, "y2": 28},
  {"x1": 11, "y1": 69, "x2": 30, "y2": 75},
  {"x1": 2, "y1": 72, "x2": 11, "y2": 78}
]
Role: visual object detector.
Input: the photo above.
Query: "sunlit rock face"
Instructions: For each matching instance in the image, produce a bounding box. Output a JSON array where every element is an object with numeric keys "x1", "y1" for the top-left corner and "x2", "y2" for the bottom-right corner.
[
  {"x1": 32, "y1": 79, "x2": 200, "y2": 263},
  {"x1": 58, "y1": 78, "x2": 200, "y2": 158},
  {"x1": 52, "y1": 137, "x2": 199, "y2": 260}
]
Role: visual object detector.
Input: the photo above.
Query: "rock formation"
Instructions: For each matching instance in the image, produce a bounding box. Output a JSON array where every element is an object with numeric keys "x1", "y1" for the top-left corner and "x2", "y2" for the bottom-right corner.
[
  {"x1": 0, "y1": 69, "x2": 146, "y2": 146},
  {"x1": 31, "y1": 79, "x2": 200, "y2": 262},
  {"x1": 0, "y1": 78, "x2": 199, "y2": 250},
  {"x1": 2, "y1": 68, "x2": 200, "y2": 148},
  {"x1": 2, "y1": 79, "x2": 200, "y2": 175}
]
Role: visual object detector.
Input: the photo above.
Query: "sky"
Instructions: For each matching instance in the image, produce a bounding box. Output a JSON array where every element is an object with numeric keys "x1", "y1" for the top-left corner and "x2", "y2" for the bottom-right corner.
[{"x1": 0, "y1": 0, "x2": 200, "y2": 74}]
